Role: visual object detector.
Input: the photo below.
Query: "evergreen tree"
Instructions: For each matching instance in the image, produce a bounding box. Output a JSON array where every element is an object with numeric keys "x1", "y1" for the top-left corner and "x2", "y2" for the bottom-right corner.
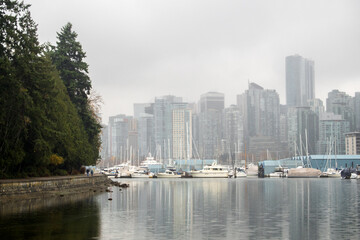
[
  {"x1": 0, "y1": 1, "x2": 98, "y2": 177},
  {"x1": 52, "y1": 23, "x2": 102, "y2": 165},
  {"x1": 0, "y1": 0, "x2": 39, "y2": 176}
]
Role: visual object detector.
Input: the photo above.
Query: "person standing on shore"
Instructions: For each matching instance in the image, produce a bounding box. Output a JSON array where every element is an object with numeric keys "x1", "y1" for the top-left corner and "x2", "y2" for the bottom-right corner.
[
  {"x1": 86, "y1": 168, "x2": 90, "y2": 177},
  {"x1": 91, "y1": 169, "x2": 94, "y2": 177}
]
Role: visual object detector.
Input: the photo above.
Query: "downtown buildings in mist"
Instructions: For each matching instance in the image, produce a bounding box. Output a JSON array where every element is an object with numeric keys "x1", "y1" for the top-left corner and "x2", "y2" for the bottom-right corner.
[{"x1": 100, "y1": 54, "x2": 360, "y2": 166}]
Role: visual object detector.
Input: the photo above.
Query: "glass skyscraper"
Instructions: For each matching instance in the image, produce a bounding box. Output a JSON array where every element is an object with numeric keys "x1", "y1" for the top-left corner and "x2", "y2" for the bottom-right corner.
[{"x1": 286, "y1": 54, "x2": 315, "y2": 107}]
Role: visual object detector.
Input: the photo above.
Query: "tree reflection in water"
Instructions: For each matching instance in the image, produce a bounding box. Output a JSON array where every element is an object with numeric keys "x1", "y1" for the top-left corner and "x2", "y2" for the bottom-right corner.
[{"x1": 0, "y1": 192, "x2": 100, "y2": 240}]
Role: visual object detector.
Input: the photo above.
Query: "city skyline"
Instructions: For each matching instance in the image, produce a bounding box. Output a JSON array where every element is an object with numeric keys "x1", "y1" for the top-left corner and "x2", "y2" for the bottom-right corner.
[{"x1": 27, "y1": 0, "x2": 360, "y2": 123}]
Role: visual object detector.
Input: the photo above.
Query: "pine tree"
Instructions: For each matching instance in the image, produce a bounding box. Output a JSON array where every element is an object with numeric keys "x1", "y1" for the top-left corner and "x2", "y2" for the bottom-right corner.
[
  {"x1": 0, "y1": 1, "x2": 97, "y2": 177},
  {"x1": 52, "y1": 23, "x2": 101, "y2": 165},
  {"x1": 0, "y1": 0, "x2": 39, "y2": 176}
]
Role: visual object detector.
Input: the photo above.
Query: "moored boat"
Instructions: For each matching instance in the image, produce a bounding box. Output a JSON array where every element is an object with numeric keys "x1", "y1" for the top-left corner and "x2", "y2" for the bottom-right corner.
[
  {"x1": 157, "y1": 168, "x2": 181, "y2": 178},
  {"x1": 287, "y1": 166, "x2": 321, "y2": 178},
  {"x1": 323, "y1": 168, "x2": 341, "y2": 178},
  {"x1": 190, "y1": 162, "x2": 229, "y2": 178},
  {"x1": 131, "y1": 167, "x2": 150, "y2": 178},
  {"x1": 269, "y1": 166, "x2": 288, "y2": 178},
  {"x1": 234, "y1": 167, "x2": 247, "y2": 178}
]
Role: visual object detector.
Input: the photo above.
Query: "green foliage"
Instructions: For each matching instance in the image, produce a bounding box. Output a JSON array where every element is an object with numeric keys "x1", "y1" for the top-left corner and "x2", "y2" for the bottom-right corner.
[
  {"x1": 51, "y1": 22, "x2": 102, "y2": 166},
  {"x1": 53, "y1": 169, "x2": 68, "y2": 176},
  {"x1": 0, "y1": 0, "x2": 38, "y2": 177},
  {"x1": 0, "y1": 1, "x2": 101, "y2": 178}
]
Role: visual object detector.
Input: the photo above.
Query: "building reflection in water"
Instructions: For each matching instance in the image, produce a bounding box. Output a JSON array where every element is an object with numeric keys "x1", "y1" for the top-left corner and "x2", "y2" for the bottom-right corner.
[
  {"x1": 99, "y1": 178, "x2": 360, "y2": 239},
  {"x1": 2, "y1": 179, "x2": 360, "y2": 239}
]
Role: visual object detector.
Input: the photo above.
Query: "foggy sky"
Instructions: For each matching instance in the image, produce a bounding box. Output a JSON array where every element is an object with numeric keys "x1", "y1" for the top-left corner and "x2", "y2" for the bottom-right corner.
[{"x1": 27, "y1": 0, "x2": 360, "y2": 123}]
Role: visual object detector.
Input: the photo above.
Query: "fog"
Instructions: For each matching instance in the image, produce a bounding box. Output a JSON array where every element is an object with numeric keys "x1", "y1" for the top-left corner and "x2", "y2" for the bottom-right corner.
[{"x1": 27, "y1": 0, "x2": 360, "y2": 123}]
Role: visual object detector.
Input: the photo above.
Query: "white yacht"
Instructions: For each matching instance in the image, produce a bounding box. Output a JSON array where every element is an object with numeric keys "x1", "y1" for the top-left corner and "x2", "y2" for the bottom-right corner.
[
  {"x1": 116, "y1": 163, "x2": 137, "y2": 178},
  {"x1": 140, "y1": 153, "x2": 162, "y2": 171},
  {"x1": 131, "y1": 167, "x2": 150, "y2": 178},
  {"x1": 157, "y1": 168, "x2": 181, "y2": 178},
  {"x1": 190, "y1": 162, "x2": 229, "y2": 178}
]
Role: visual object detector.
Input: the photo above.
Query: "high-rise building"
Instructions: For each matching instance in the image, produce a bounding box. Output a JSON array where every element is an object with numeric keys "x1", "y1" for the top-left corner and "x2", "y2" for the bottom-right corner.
[
  {"x1": 318, "y1": 112, "x2": 350, "y2": 155},
  {"x1": 198, "y1": 92, "x2": 224, "y2": 159},
  {"x1": 237, "y1": 83, "x2": 281, "y2": 160},
  {"x1": 326, "y1": 90, "x2": 355, "y2": 131},
  {"x1": 287, "y1": 107, "x2": 319, "y2": 155},
  {"x1": 153, "y1": 95, "x2": 183, "y2": 160},
  {"x1": 345, "y1": 132, "x2": 360, "y2": 155},
  {"x1": 353, "y1": 92, "x2": 360, "y2": 131},
  {"x1": 133, "y1": 103, "x2": 152, "y2": 119},
  {"x1": 223, "y1": 105, "x2": 244, "y2": 161},
  {"x1": 308, "y1": 98, "x2": 325, "y2": 117},
  {"x1": 172, "y1": 108, "x2": 192, "y2": 160},
  {"x1": 137, "y1": 113, "x2": 154, "y2": 159},
  {"x1": 108, "y1": 114, "x2": 134, "y2": 163},
  {"x1": 279, "y1": 105, "x2": 290, "y2": 158},
  {"x1": 286, "y1": 54, "x2": 315, "y2": 107},
  {"x1": 199, "y1": 92, "x2": 224, "y2": 112}
]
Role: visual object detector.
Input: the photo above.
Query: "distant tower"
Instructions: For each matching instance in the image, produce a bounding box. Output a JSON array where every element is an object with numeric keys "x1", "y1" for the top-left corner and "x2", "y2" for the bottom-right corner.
[
  {"x1": 286, "y1": 54, "x2": 315, "y2": 107},
  {"x1": 172, "y1": 107, "x2": 192, "y2": 160},
  {"x1": 153, "y1": 95, "x2": 183, "y2": 160},
  {"x1": 237, "y1": 83, "x2": 281, "y2": 160},
  {"x1": 198, "y1": 92, "x2": 225, "y2": 159},
  {"x1": 345, "y1": 132, "x2": 360, "y2": 155},
  {"x1": 318, "y1": 112, "x2": 349, "y2": 155},
  {"x1": 326, "y1": 89, "x2": 355, "y2": 131}
]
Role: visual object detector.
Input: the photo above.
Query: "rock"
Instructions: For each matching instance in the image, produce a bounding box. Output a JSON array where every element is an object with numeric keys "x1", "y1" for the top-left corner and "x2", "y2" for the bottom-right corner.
[{"x1": 119, "y1": 183, "x2": 129, "y2": 188}]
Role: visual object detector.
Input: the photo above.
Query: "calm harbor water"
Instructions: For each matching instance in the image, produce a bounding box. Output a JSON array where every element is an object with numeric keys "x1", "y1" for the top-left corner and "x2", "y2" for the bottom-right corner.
[{"x1": 1, "y1": 178, "x2": 360, "y2": 240}]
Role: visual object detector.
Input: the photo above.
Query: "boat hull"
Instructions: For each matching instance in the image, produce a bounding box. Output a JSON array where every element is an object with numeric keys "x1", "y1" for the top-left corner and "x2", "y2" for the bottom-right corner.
[
  {"x1": 157, "y1": 174, "x2": 181, "y2": 178},
  {"x1": 190, "y1": 171, "x2": 229, "y2": 178},
  {"x1": 131, "y1": 174, "x2": 149, "y2": 178},
  {"x1": 287, "y1": 168, "x2": 321, "y2": 178},
  {"x1": 269, "y1": 172, "x2": 285, "y2": 178}
]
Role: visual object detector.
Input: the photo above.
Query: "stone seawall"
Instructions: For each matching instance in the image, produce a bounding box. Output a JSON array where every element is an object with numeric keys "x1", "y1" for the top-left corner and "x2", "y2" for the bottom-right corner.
[{"x1": 0, "y1": 175, "x2": 111, "y2": 200}]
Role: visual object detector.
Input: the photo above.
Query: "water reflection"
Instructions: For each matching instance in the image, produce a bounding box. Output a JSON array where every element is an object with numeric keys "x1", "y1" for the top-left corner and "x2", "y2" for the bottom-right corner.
[
  {"x1": 1, "y1": 178, "x2": 360, "y2": 239},
  {"x1": 99, "y1": 178, "x2": 360, "y2": 240},
  {"x1": 0, "y1": 192, "x2": 100, "y2": 240}
]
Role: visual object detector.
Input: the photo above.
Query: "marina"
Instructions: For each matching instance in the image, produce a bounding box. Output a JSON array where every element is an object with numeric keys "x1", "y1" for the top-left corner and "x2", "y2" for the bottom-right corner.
[{"x1": 101, "y1": 154, "x2": 360, "y2": 180}]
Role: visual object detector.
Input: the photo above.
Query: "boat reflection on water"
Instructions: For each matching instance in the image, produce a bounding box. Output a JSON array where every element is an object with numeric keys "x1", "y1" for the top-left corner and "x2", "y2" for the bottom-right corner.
[{"x1": 2, "y1": 178, "x2": 360, "y2": 239}]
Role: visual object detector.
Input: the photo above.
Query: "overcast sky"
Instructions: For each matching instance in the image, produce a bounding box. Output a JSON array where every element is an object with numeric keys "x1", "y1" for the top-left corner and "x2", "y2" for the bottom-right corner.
[{"x1": 27, "y1": 0, "x2": 360, "y2": 123}]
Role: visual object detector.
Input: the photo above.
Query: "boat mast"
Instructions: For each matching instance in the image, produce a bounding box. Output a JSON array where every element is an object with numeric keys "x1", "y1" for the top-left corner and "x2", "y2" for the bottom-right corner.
[
  {"x1": 186, "y1": 122, "x2": 190, "y2": 167},
  {"x1": 244, "y1": 141, "x2": 247, "y2": 169},
  {"x1": 335, "y1": 137, "x2": 338, "y2": 169},
  {"x1": 305, "y1": 129, "x2": 311, "y2": 168},
  {"x1": 180, "y1": 138, "x2": 182, "y2": 169},
  {"x1": 168, "y1": 138, "x2": 172, "y2": 166},
  {"x1": 299, "y1": 133, "x2": 303, "y2": 164}
]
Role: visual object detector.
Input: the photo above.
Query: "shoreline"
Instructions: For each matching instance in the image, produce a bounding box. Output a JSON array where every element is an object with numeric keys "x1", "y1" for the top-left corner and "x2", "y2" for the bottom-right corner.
[{"x1": 0, "y1": 174, "x2": 113, "y2": 203}]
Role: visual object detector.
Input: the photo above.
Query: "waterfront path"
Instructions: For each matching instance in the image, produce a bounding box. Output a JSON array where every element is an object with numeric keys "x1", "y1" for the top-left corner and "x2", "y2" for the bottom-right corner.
[{"x1": 0, "y1": 174, "x2": 111, "y2": 202}]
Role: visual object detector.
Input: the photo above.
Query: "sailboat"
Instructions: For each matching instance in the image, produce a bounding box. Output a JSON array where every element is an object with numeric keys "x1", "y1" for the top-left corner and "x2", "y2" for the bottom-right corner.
[
  {"x1": 322, "y1": 137, "x2": 341, "y2": 178},
  {"x1": 287, "y1": 131, "x2": 321, "y2": 178}
]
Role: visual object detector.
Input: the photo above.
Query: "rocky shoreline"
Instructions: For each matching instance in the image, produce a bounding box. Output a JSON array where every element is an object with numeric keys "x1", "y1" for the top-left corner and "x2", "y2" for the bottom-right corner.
[{"x1": 0, "y1": 174, "x2": 128, "y2": 204}]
